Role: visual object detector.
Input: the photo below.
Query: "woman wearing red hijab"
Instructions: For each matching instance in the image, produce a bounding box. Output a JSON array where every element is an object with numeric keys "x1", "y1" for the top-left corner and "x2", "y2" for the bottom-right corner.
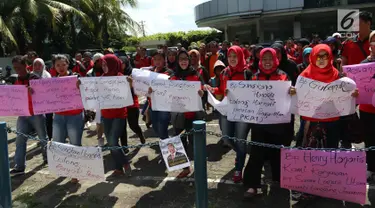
[
  {"x1": 242, "y1": 48, "x2": 293, "y2": 199},
  {"x1": 206, "y1": 46, "x2": 251, "y2": 183},
  {"x1": 100, "y1": 54, "x2": 132, "y2": 177},
  {"x1": 290, "y1": 44, "x2": 358, "y2": 201}
]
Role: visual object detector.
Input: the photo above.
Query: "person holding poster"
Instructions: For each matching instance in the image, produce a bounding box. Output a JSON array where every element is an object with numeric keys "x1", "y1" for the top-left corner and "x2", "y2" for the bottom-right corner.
[
  {"x1": 243, "y1": 48, "x2": 294, "y2": 199},
  {"x1": 147, "y1": 51, "x2": 174, "y2": 140},
  {"x1": 205, "y1": 46, "x2": 252, "y2": 183},
  {"x1": 289, "y1": 44, "x2": 359, "y2": 201},
  {"x1": 10, "y1": 55, "x2": 48, "y2": 177},
  {"x1": 169, "y1": 50, "x2": 204, "y2": 178},
  {"x1": 50, "y1": 55, "x2": 84, "y2": 183},
  {"x1": 360, "y1": 30, "x2": 375, "y2": 182},
  {"x1": 119, "y1": 56, "x2": 146, "y2": 145},
  {"x1": 100, "y1": 54, "x2": 132, "y2": 177}
]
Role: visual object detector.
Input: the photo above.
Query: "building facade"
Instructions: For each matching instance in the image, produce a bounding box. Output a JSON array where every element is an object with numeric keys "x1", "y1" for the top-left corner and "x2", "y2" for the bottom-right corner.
[{"x1": 194, "y1": 0, "x2": 375, "y2": 43}]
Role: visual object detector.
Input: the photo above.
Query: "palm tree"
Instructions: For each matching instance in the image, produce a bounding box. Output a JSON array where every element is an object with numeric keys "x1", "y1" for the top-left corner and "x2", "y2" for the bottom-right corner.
[
  {"x1": 0, "y1": 0, "x2": 91, "y2": 53},
  {"x1": 82, "y1": 0, "x2": 141, "y2": 48}
]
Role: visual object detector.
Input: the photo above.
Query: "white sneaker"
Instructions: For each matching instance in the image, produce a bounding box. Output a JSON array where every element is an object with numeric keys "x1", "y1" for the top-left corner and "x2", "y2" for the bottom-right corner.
[{"x1": 98, "y1": 138, "x2": 105, "y2": 147}]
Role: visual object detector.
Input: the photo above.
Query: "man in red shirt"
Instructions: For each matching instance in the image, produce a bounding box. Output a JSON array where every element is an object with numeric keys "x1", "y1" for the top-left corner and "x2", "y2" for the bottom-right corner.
[
  {"x1": 342, "y1": 12, "x2": 372, "y2": 65},
  {"x1": 10, "y1": 55, "x2": 48, "y2": 176},
  {"x1": 134, "y1": 47, "x2": 151, "y2": 68}
]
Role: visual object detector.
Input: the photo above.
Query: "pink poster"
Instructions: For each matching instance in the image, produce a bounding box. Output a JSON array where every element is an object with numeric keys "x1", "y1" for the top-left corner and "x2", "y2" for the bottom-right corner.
[
  {"x1": 343, "y1": 62, "x2": 375, "y2": 104},
  {"x1": 30, "y1": 76, "x2": 83, "y2": 115},
  {"x1": 281, "y1": 149, "x2": 367, "y2": 204},
  {"x1": 0, "y1": 85, "x2": 31, "y2": 116}
]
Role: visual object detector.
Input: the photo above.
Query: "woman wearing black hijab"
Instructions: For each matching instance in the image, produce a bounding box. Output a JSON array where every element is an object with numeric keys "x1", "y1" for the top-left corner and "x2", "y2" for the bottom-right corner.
[
  {"x1": 119, "y1": 56, "x2": 146, "y2": 148},
  {"x1": 249, "y1": 45, "x2": 264, "y2": 74},
  {"x1": 271, "y1": 43, "x2": 299, "y2": 85}
]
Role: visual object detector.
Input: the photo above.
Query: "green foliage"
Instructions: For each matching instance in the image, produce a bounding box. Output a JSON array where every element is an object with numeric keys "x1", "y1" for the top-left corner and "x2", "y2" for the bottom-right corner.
[
  {"x1": 137, "y1": 30, "x2": 222, "y2": 45},
  {"x1": 122, "y1": 46, "x2": 137, "y2": 52}
]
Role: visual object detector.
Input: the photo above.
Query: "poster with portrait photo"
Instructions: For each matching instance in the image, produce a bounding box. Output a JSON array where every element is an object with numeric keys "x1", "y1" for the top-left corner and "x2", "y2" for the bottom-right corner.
[{"x1": 159, "y1": 135, "x2": 190, "y2": 172}]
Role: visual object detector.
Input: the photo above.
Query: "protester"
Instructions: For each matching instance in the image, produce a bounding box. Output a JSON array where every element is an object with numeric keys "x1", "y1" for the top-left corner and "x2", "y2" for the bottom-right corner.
[
  {"x1": 26, "y1": 51, "x2": 38, "y2": 71},
  {"x1": 86, "y1": 53, "x2": 105, "y2": 146},
  {"x1": 293, "y1": 38, "x2": 310, "y2": 65},
  {"x1": 209, "y1": 60, "x2": 225, "y2": 102},
  {"x1": 206, "y1": 41, "x2": 219, "y2": 78},
  {"x1": 170, "y1": 50, "x2": 204, "y2": 178},
  {"x1": 100, "y1": 54, "x2": 132, "y2": 177},
  {"x1": 52, "y1": 54, "x2": 84, "y2": 183},
  {"x1": 75, "y1": 52, "x2": 83, "y2": 62},
  {"x1": 243, "y1": 48, "x2": 293, "y2": 199},
  {"x1": 82, "y1": 52, "x2": 94, "y2": 73},
  {"x1": 10, "y1": 55, "x2": 48, "y2": 176},
  {"x1": 218, "y1": 40, "x2": 229, "y2": 66},
  {"x1": 290, "y1": 44, "x2": 359, "y2": 200},
  {"x1": 271, "y1": 43, "x2": 299, "y2": 85},
  {"x1": 199, "y1": 43, "x2": 207, "y2": 68},
  {"x1": 249, "y1": 45, "x2": 264, "y2": 74},
  {"x1": 119, "y1": 56, "x2": 146, "y2": 145},
  {"x1": 148, "y1": 52, "x2": 174, "y2": 140},
  {"x1": 297, "y1": 47, "x2": 312, "y2": 74},
  {"x1": 135, "y1": 47, "x2": 152, "y2": 68},
  {"x1": 189, "y1": 49, "x2": 209, "y2": 111},
  {"x1": 206, "y1": 46, "x2": 251, "y2": 183},
  {"x1": 49, "y1": 55, "x2": 58, "y2": 77},
  {"x1": 167, "y1": 49, "x2": 178, "y2": 70},
  {"x1": 323, "y1": 37, "x2": 341, "y2": 69},
  {"x1": 360, "y1": 30, "x2": 375, "y2": 182}
]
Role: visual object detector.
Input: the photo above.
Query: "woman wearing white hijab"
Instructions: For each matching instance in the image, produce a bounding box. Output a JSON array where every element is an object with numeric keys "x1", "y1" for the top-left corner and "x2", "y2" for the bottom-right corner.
[
  {"x1": 32, "y1": 58, "x2": 53, "y2": 141},
  {"x1": 32, "y1": 58, "x2": 51, "y2": 78}
]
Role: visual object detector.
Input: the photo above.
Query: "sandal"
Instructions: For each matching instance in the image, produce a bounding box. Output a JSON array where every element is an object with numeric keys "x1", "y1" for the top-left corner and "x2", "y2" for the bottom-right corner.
[
  {"x1": 177, "y1": 169, "x2": 191, "y2": 178},
  {"x1": 243, "y1": 188, "x2": 257, "y2": 200}
]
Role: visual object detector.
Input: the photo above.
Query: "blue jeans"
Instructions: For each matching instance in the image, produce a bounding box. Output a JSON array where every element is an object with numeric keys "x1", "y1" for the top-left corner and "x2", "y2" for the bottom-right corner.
[
  {"x1": 141, "y1": 100, "x2": 149, "y2": 115},
  {"x1": 221, "y1": 115, "x2": 251, "y2": 171},
  {"x1": 15, "y1": 115, "x2": 48, "y2": 171},
  {"x1": 150, "y1": 108, "x2": 170, "y2": 140},
  {"x1": 53, "y1": 113, "x2": 84, "y2": 146},
  {"x1": 102, "y1": 118, "x2": 129, "y2": 170}
]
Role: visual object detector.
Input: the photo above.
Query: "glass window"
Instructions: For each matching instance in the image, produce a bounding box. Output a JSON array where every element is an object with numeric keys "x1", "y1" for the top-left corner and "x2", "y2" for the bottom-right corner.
[
  {"x1": 348, "y1": 0, "x2": 374, "y2": 4},
  {"x1": 304, "y1": 0, "x2": 340, "y2": 9}
]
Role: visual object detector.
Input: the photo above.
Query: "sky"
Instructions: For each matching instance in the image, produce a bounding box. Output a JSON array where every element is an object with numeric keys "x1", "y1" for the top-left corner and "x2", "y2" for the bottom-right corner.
[{"x1": 125, "y1": 0, "x2": 210, "y2": 35}]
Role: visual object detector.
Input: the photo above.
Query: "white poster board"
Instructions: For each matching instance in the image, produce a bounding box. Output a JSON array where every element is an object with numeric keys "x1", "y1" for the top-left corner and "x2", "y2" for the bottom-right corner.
[
  {"x1": 151, "y1": 80, "x2": 203, "y2": 112},
  {"x1": 47, "y1": 142, "x2": 105, "y2": 181},
  {"x1": 159, "y1": 135, "x2": 190, "y2": 171},
  {"x1": 227, "y1": 80, "x2": 292, "y2": 124},
  {"x1": 207, "y1": 91, "x2": 228, "y2": 116},
  {"x1": 79, "y1": 76, "x2": 134, "y2": 110},
  {"x1": 291, "y1": 76, "x2": 357, "y2": 119},
  {"x1": 131, "y1": 68, "x2": 169, "y2": 96}
]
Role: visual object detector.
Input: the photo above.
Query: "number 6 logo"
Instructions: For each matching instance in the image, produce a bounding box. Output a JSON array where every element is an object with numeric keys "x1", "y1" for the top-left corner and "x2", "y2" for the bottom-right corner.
[{"x1": 337, "y1": 9, "x2": 359, "y2": 32}]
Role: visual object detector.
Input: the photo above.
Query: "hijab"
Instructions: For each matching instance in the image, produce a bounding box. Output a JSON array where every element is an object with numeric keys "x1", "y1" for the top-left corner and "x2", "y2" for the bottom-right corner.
[
  {"x1": 302, "y1": 47, "x2": 312, "y2": 65},
  {"x1": 32, "y1": 58, "x2": 51, "y2": 78},
  {"x1": 174, "y1": 50, "x2": 196, "y2": 79},
  {"x1": 251, "y1": 45, "x2": 264, "y2": 69},
  {"x1": 167, "y1": 49, "x2": 178, "y2": 69},
  {"x1": 102, "y1": 54, "x2": 122, "y2": 76},
  {"x1": 119, "y1": 56, "x2": 132, "y2": 76},
  {"x1": 258, "y1": 48, "x2": 279, "y2": 75},
  {"x1": 300, "y1": 44, "x2": 339, "y2": 83},
  {"x1": 228, "y1": 46, "x2": 247, "y2": 72},
  {"x1": 188, "y1": 49, "x2": 201, "y2": 69},
  {"x1": 271, "y1": 43, "x2": 288, "y2": 68}
]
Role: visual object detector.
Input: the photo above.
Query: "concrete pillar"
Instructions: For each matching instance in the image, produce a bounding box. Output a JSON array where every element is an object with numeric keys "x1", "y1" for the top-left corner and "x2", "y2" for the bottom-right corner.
[
  {"x1": 256, "y1": 19, "x2": 264, "y2": 43},
  {"x1": 293, "y1": 21, "x2": 301, "y2": 39},
  {"x1": 224, "y1": 25, "x2": 229, "y2": 41}
]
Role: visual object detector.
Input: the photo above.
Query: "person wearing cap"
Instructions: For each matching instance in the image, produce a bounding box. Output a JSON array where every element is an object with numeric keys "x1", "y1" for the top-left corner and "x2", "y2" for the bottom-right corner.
[{"x1": 323, "y1": 37, "x2": 341, "y2": 69}]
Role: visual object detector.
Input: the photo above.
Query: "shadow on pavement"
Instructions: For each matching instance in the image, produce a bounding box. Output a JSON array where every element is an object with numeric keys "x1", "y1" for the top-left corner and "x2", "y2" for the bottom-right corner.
[{"x1": 11, "y1": 163, "x2": 46, "y2": 191}]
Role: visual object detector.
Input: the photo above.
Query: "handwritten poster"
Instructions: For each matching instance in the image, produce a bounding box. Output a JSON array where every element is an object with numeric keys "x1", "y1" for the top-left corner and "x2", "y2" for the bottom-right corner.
[
  {"x1": 79, "y1": 76, "x2": 134, "y2": 109},
  {"x1": 131, "y1": 68, "x2": 169, "y2": 96},
  {"x1": 30, "y1": 76, "x2": 83, "y2": 115},
  {"x1": 0, "y1": 85, "x2": 30, "y2": 116},
  {"x1": 343, "y1": 62, "x2": 375, "y2": 104},
  {"x1": 281, "y1": 149, "x2": 366, "y2": 204},
  {"x1": 151, "y1": 80, "x2": 203, "y2": 112},
  {"x1": 47, "y1": 142, "x2": 105, "y2": 181},
  {"x1": 159, "y1": 135, "x2": 190, "y2": 171},
  {"x1": 227, "y1": 81, "x2": 292, "y2": 124},
  {"x1": 291, "y1": 76, "x2": 356, "y2": 119},
  {"x1": 207, "y1": 91, "x2": 228, "y2": 116}
]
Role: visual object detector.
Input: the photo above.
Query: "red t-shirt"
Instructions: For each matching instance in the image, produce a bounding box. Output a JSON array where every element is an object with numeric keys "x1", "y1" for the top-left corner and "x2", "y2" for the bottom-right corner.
[
  {"x1": 213, "y1": 67, "x2": 248, "y2": 96},
  {"x1": 342, "y1": 35, "x2": 373, "y2": 113},
  {"x1": 49, "y1": 67, "x2": 58, "y2": 77}
]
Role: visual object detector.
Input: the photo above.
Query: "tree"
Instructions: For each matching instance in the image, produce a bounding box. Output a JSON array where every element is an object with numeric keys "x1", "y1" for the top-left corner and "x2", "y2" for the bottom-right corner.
[
  {"x1": 0, "y1": 0, "x2": 91, "y2": 54},
  {"x1": 81, "y1": 0, "x2": 141, "y2": 48}
]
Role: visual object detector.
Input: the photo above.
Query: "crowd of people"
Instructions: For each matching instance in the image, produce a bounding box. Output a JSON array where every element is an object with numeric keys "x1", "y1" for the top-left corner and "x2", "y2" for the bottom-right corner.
[{"x1": 6, "y1": 10, "x2": 375, "y2": 202}]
